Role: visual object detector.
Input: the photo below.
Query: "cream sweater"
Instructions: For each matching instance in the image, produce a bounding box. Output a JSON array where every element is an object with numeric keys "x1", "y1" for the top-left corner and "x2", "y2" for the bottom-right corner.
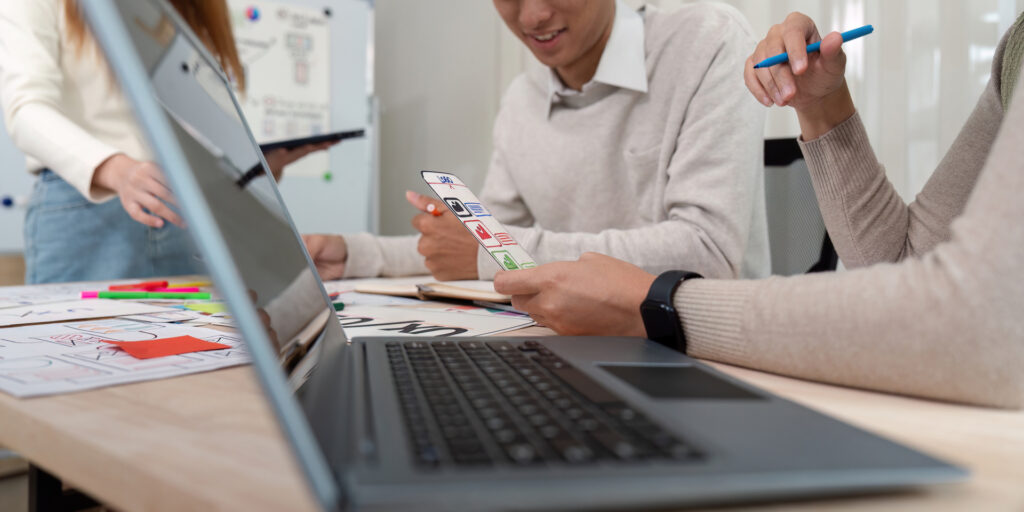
[
  {"x1": 343, "y1": 3, "x2": 770, "y2": 281},
  {"x1": 677, "y1": 34, "x2": 1024, "y2": 409},
  {"x1": 0, "y1": 0, "x2": 148, "y2": 202}
]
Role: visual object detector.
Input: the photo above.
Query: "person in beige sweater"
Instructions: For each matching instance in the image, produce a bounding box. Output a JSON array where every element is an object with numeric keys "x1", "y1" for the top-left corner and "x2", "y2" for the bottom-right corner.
[{"x1": 494, "y1": 12, "x2": 1024, "y2": 409}]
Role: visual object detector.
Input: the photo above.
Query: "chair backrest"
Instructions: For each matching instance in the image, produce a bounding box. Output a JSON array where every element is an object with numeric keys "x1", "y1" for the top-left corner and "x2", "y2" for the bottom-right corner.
[{"x1": 763, "y1": 138, "x2": 838, "y2": 276}]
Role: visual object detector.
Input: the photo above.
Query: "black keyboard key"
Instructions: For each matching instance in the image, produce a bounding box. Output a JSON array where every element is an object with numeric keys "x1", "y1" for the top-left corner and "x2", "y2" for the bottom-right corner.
[
  {"x1": 416, "y1": 445, "x2": 441, "y2": 466},
  {"x1": 590, "y1": 429, "x2": 648, "y2": 460},
  {"x1": 550, "y1": 436, "x2": 595, "y2": 464},
  {"x1": 453, "y1": 452, "x2": 492, "y2": 465},
  {"x1": 535, "y1": 357, "x2": 620, "y2": 405},
  {"x1": 538, "y1": 424, "x2": 563, "y2": 440},
  {"x1": 505, "y1": 443, "x2": 540, "y2": 465},
  {"x1": 493, "y1": 428, "x2": 521, "y2": 444}
]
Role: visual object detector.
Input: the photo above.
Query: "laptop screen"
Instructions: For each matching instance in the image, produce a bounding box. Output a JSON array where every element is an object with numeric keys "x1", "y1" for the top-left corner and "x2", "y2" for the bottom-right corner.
[{"x1": 85, "y1": 0, "x2": 349, "y2": 507}]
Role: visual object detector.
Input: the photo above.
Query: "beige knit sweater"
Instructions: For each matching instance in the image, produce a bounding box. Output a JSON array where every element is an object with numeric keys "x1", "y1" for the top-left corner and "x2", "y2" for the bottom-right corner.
[{"x1": 676, "y1": 33, "x2": 1024, "y2": 409}]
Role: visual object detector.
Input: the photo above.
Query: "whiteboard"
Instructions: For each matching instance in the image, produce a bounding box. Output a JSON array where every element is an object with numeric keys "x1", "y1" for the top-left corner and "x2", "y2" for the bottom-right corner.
[
  {"x1": 0, "y1": 118, "x2": 30, "y2": 254},
  {"x1": 230, "y1": 0, "x2": 377, "y2": 236},
  {"x1": 0, "y1": 0, "x2": 376, "y2": 254}
]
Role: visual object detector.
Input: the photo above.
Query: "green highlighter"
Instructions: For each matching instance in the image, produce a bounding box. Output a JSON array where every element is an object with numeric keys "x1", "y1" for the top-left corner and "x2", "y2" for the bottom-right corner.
[{"x1": 82, "y1": 291, "x2": 212, "y2": 300}]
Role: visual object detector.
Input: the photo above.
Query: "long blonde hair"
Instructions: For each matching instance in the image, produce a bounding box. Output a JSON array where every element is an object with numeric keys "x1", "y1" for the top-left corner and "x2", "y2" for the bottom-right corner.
[{"x1": 63, "y1": 0, "x2": 246, "y2": 93}]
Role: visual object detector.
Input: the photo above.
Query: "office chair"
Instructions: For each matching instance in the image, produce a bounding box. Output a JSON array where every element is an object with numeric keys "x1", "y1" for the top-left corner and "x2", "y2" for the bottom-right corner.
[{"x1": 763, "y1": 138, "x2": 838, "y2": 275}]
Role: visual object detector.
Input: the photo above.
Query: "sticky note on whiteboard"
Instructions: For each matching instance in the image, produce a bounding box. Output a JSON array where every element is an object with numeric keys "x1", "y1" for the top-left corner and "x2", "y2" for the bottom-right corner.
[{"x1": 421, "y1": 171, "x2": 538, "y2": 271}]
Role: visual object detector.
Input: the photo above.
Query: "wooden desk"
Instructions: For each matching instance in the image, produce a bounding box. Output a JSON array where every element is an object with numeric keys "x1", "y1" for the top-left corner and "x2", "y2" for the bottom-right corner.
[{"x1": 1, "y1": 323, "x2": 1022, "y2": 511}]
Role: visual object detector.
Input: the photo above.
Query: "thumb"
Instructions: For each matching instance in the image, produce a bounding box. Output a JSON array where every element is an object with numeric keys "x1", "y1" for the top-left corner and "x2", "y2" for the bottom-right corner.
[
  {"x1": 817, "y1": 31, "x2": 847, "y2": 74},
  {"x1": 405, "y1": 190, "x2": 441, "y2": 212}
]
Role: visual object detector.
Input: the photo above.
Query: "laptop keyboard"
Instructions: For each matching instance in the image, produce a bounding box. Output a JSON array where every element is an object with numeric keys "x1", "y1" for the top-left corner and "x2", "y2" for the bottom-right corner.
[{"x1": 387, "y1": 340, "x2": 702, "y2": 468}]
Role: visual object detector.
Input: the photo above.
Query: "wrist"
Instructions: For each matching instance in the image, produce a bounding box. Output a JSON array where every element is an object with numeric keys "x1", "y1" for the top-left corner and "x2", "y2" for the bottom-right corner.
[
  {"x1": 795, "y1": 82, "x2": 856, "y2": 141},
  {"x1": 640, "y1": 270, "x2": 703, "y2": 353},
  {"x1": 92, "y1": 153, "x2": 130, "y2": 192}
]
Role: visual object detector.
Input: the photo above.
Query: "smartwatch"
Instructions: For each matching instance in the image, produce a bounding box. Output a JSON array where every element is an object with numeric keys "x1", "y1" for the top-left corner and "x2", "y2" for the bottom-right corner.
[{"x1": 640, "y1": 270, "x2": 702, "y2": 353}]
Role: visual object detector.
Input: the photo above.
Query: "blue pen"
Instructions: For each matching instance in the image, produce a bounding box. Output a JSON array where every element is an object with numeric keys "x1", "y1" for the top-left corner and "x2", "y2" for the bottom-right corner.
[{"x1": 753, "y1": 25, "x2": 874, "y2": 69}]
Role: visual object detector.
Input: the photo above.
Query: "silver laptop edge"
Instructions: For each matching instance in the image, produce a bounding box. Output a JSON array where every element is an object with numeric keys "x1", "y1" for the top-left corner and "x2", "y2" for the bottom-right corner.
[{"x1": 80, "y1": 1, "x2": 343, "y2": 509}]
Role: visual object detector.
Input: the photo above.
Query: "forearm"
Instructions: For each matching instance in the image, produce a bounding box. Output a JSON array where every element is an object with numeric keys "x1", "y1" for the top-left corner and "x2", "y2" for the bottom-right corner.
[
  {"x1": 676, "y1": 254, "x2": 1024, "y2": 409},
  {"x1": 477, "y1": 221, "x2": 738, "y2": 281},
  {"x1": 342, "y1": 233, "x2": 429, "y2": 278},
  {"x1": 799, "y1": 113, "x2": 911, "y2": 267},
  {"x1": 7, "y1": 103, "x2": 120, "y2": 201}
]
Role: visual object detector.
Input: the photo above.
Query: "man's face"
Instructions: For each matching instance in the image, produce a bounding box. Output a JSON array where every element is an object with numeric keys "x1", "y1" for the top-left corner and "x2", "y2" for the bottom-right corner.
[{"x1": 493, "y1": 0, "x2": 615, "y2": 70}]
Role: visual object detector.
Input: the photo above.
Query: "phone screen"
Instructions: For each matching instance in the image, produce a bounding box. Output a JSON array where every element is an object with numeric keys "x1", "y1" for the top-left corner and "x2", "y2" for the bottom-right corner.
[{"x1": 421, "y1": 171, "x2": 537, "y2": 271}]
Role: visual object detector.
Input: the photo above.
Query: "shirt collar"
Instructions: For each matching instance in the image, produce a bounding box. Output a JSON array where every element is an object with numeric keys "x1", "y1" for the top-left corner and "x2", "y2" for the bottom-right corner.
[{"x1": 546, "y1": 0, "x2": 648, "y2": 117}]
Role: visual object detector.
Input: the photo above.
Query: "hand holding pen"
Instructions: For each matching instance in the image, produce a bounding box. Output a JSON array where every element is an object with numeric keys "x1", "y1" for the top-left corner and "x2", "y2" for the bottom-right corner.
[{"x1": 744, "y1": 14, "x2": 869, "y2": 140}]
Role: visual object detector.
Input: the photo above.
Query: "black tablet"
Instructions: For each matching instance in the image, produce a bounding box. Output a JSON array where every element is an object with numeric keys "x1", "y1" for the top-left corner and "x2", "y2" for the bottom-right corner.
[{"x1": 258, "y1": 129, "x2": 365, "y2": 153}]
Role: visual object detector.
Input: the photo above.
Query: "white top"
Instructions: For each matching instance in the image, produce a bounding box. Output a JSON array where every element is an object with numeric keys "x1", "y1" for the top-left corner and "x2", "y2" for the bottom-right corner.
[
  {"x1": 545, "y1": 0, "x2": 648, "y2": 117},
  {"x1": 0, "y1": 0, "x2": 150, "y2": 202}
]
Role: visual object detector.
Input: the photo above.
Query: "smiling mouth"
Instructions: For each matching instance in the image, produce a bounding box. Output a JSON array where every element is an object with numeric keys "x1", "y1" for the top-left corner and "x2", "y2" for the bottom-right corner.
[{"x1": 529, "y1": 28, "x2": 566, "y2": 42}]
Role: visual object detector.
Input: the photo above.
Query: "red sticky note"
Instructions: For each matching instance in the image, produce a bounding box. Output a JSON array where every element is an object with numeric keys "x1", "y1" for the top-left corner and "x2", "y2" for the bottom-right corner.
[{"x1": 102, "y1": 336, "x2": 230, "y2": 359}]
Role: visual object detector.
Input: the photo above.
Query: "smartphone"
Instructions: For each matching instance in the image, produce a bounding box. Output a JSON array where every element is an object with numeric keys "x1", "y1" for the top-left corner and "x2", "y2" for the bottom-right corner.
[
  {"x1": 421, "y1": 171, "x2": 537, "y2": 271},
  {"x1": 258, "y1": 129, "x2": 365, "y2": 153}
]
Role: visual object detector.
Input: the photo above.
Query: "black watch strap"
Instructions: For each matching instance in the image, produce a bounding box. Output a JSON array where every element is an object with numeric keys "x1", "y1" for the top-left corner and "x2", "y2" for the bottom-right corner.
[{"x1": 640, "y1": 270, "x2": 703, "y2": 352}]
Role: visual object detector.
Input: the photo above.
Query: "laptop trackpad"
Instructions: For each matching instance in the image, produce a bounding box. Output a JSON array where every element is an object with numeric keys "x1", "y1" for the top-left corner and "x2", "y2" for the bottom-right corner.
[{"x1": 599, "y1": 365, "x2": 764, "y2": 400}]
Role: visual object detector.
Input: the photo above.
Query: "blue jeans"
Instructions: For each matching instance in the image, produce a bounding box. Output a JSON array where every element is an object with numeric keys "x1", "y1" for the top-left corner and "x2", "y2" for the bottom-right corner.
[{"x1": 23, "y1": 170, "x2": 204, "y2": 284}]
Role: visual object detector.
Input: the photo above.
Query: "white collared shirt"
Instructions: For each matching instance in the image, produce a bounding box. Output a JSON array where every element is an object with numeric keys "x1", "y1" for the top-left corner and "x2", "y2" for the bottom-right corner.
[{"x1": 546, "y1": 0, "x2": 648, "y2": 117}]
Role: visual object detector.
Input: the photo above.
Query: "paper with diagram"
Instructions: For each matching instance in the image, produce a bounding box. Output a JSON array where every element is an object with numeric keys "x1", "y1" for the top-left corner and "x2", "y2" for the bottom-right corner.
[
  {"x1": 0, "y1": 300, "x2": 175, "y2": 328},
  {"x1": 0, "y1": 319, "x2": 249, "y2": 397}
]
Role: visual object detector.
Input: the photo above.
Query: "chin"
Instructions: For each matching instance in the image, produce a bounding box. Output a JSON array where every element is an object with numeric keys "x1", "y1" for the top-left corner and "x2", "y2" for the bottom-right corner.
[{"x1": 529, "y1": 50, "x2": 571, "y2": 70}]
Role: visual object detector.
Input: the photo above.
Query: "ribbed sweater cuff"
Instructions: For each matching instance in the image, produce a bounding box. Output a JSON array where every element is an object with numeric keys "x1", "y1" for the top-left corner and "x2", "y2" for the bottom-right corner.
[
  {"x1": 674, "y1": 279, "x2": 755, "y2": 365},
  {"x1": 798, "y1": 112, "x2": 882, "y2": 200}
]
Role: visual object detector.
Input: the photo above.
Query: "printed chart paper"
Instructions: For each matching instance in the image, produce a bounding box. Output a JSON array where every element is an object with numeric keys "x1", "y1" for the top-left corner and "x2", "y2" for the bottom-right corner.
[
  {"x1": 0, "y1": 300, "x2": 175, "y2": 328},
  {"x1": 421, "y1": 171, "x2": 538, "y2": 271},
  {"x1": 0, "y1": 319, "x2": 249, "y2": 397},
  {"x1": 337, "y1": 305, "x2": 534, "y2": 339}
]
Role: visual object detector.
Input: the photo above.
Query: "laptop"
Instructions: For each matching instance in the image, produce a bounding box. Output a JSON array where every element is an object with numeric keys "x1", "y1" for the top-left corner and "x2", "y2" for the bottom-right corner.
[{"x1": 82, "y1": 1, "x2": 966, "y2": 510}]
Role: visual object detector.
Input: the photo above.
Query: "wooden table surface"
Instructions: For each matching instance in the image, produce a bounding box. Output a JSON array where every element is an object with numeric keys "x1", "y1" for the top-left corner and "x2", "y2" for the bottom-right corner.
[{"x1": 1, "y1": 324, "x2": 1022, "y2": 511}]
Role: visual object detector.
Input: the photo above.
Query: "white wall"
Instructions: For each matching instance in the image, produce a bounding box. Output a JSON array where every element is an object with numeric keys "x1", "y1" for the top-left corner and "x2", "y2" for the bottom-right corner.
[
  {"x1": 374, "y1": 0, "x2": 1024, "y2": 238},
  {"x1": 373, "y1": 0, "x2": 534, "y2": 236}
]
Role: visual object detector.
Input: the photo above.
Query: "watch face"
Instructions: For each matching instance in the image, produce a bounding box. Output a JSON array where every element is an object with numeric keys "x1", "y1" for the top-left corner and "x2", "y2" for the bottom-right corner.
[{"x1": 641, "y1": 300, "x2": 682, "y2": 351}]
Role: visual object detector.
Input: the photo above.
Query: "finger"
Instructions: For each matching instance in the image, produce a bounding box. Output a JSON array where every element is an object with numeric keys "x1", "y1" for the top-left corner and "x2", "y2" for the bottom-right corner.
[
  {"x1": 744, "y1": 56, "x2": 772, "y2": 106},
  {"x1": 782, "y1": 27, "x2": 810, "y2": 75},
  {"x1": 411, "y1": 212, "x2": 433, "y2": 233},
  {"x1": 752, "y1": 41, "x2": 782, "y2": 105},
  {"x1": 768, "y1": 60, "x2": 797, "y2": 105},
  {"x1": 125, "y1": 202, "x2": 165, "y2": 228},
  {"x1": 416, "y1": 234, "x2": 433, "y2": 257},
  {"x1": 782, "y1": 12, "x2": 819, "y2": 74},
  {"x1": 509, "y1": 292, "x2": 540, "y2": 315},
  {"x1": 139, "y1": 193, "x2": 185, "y2": 228},
  {"x1": 141, "y1": 163, "x2": 172, "y2": 189},
  {"x1": 493, "y1": 268, "x2": 543, "y2": 296},
  {"x1": 141, "y1": 175, "x2": 179, "y2": 208},
  {"x1": 763, "y1": 33, "x2": 797, "y2": 105},
  {"x1": 288, "y1": 144, "x2": 319, "y2": 160}
]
